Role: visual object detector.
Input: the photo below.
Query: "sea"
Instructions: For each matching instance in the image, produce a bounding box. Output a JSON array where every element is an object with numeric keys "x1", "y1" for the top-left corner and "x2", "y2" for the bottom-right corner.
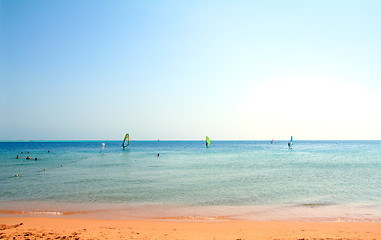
[{"x1": 1, "y1": 140, "x2": 380, "y2": 222}]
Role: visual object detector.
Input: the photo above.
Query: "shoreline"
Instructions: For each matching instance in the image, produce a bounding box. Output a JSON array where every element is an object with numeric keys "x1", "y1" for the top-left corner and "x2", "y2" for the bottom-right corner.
[
  {"x1": 1, "y1": 216, "x2": 381, "y2": 240},
  {"x1": 1, "y1": 201, "x2": 381, "y2": 223}
]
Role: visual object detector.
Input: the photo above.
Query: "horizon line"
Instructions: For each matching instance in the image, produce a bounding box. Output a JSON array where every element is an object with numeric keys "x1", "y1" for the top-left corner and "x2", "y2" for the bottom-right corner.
[{"x1": 1, "y1": 139, "x2": 380, "y2": 142}]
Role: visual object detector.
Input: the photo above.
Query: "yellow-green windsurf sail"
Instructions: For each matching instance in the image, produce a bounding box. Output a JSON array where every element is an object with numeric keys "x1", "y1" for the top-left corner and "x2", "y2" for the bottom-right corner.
[
  {"x1": 206, "y1": 136, "x2": 210, "y2": 147},
  {"x1": 123, "y1": 134, "x2": 129, "y2": 149}
]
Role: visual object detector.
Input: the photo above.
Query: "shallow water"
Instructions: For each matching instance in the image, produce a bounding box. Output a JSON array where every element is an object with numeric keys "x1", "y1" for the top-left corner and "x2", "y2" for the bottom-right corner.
[{"x1": 1, "y1": 140, "x2": 380, "y2": 221}]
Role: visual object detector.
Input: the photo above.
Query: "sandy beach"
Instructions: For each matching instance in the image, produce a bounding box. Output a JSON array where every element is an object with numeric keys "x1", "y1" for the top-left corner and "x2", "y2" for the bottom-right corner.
[{"x1": 1, "y1": 216, "x2": 381, "y2": 240}]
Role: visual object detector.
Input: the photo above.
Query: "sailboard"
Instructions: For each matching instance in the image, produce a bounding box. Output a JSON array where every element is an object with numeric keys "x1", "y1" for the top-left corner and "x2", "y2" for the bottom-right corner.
[
  {"x1": 206, "y1": 136, "x2": 211, "y2": 147},
  {"x1": 101, "y1": 142, "x2": 105, "y2": 150},
  {"x1": 288, "y1": 136, "x2": 293, "y2": 149},
  {"x1": 122, "y1": 134, "x2": 130, "y2": 149}
]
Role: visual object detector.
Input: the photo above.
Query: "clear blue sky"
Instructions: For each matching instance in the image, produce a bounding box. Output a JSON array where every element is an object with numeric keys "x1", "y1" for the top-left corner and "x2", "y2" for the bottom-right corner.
[{"x1": 1, "y1": 0, "x2": 381, "y2": 140}]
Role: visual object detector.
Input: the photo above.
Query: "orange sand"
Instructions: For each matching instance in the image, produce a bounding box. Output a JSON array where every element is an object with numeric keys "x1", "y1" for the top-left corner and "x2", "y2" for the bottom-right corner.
[{"x1": 1, "y1": 217, "x2": 381, "y2": 239}]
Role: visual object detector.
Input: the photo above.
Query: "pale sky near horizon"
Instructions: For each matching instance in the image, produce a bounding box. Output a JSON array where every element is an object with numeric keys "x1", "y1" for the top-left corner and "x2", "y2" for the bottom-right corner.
[{"x1": 1, "y1": 0, "x2": 381, "y2": 140}]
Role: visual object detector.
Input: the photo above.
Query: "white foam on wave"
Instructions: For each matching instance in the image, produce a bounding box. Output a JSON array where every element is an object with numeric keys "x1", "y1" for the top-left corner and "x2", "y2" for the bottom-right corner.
[{"x1": 26, "y1": 211, "x2": 63, "y2": 215}]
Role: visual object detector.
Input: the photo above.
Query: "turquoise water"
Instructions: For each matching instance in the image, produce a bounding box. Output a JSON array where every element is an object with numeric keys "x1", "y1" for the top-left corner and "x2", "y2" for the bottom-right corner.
[{"x1": 1, "y1": 141, "x2": 381, "y2": 221}]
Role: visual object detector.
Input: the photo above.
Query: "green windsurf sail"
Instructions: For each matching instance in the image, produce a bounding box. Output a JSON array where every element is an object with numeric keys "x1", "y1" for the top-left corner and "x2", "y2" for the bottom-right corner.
[
  {"x1": 206, "y1": 136, "x2": 210, "y2": 147},
  {"x1": 122, "y1": 134, "x2": 129, "y2": 149}
]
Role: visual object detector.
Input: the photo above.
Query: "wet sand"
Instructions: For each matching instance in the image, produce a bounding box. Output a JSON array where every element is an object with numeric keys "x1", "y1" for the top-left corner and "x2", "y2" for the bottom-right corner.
[{"x1": 1, "y1": 216, "x2": 381, "y2": 240}]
